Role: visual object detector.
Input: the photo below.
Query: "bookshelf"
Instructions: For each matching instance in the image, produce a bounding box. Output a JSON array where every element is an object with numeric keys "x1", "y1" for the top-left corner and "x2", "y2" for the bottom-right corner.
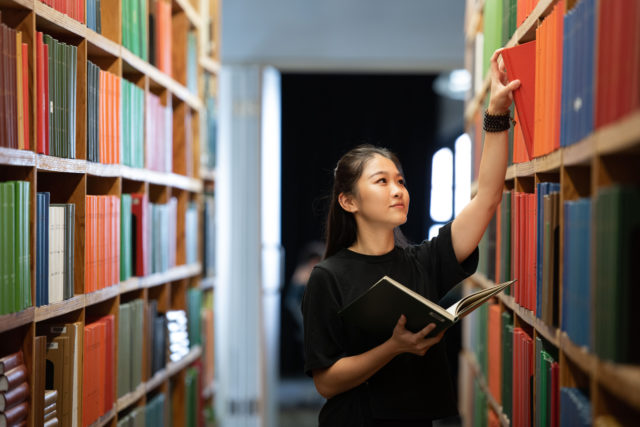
[
  {"x1": 461, "y1": 1, "x2": 640, "y2": 425},
  {"x1": 0, "y1": 0, "x2": 218, "y2": 425}
]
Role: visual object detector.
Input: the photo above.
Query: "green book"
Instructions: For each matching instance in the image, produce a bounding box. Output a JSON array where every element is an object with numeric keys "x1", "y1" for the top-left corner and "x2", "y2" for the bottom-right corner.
[
  {"x1": 131, "y1": 299, "x2": 144, "y2": 389},
  {"x1": 185, "y1": 367, "x2": 198, "y2": 427},
  {"x1": 21, "y1": 181, "x2": 31, "y2": 309},
  {"x1": 540, "y1": 352, "x2": 553, "y2": 427},
  {"x1": 140, "y1": 0, "x2": 147, "y2": 61},
  {"x1": 187, "y1": 289, "x2": 202, "y2": 347},
  {"x1": 1, "y1": 184, "x2": 7, "y2": 314},
  {"x1": 6, "y1": 182, "x2": 16, "y2": 314},
  {"x1": 120, "y1": 194, "x2": 131, "y2": 281},
  {"x1": 501, "y1": 311, "x2": 513, "y2": 421},
  {"x1": 132, "y1": 0, "x2": 140, "y2": 56},
  {"x1": 483, "y1": 0, "x2": 503, "y2": 80},
  {"x1": 12, "y1": 182, "x2": 25, "y2": 311},
  {"x1": 118, "y1": 302, "x2": 132, "y2": 397}
]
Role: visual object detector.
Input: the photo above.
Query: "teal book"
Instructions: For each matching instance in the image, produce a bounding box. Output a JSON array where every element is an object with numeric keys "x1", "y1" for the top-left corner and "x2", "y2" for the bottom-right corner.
[
  {"x1": 187, "y1": 288, "x2": 202, "y2": 347},
  {"x1": 5, "y1": 182, "x2": 16, "y2": 314},
  {"x1": 118, "y1": 302, "x2": 131, "y2": 397}
]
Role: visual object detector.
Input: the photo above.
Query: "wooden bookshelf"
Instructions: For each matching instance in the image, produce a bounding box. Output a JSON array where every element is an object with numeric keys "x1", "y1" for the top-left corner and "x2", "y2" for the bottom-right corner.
[{"x1": 0, "y1": 0, "x2": 218, "y2": 424}]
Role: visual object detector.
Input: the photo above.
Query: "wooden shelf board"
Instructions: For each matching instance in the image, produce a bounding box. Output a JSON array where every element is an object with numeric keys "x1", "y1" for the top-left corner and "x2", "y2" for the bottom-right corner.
[
  {"x1": 175, "y1": 0, "x2": 203, "y2": 29},
  {"x1": 200, "y1": 56, "x2": 220, "y2": 74},
  {"x1": 89, "y1": 407, "x2": 115, "y2": 427},
  {"x1": 505, "y1": 164, "x2": 516, "y2": 180},
  {"x1": 0, "y1": 307, "x2": 35, "y2": 334},
  {"x1": 597, "y1": 362, "x2": 640, "y2": 410},
  {"x1": 37, "y1": 155, "x2": 86, "y2": 174},
  {"x1": 86, "y1": 162, "x2": 121, "y2": 178},
  {"x1": 200, "y1": 168, "x2": 216, "y2": 182},
  {"x1": 117, "y1": 383, "x2": 146, "y2": 412},
  {"x1": 0, "y1": 0, "x2": 33, "y2": 10},
  {"x1": 168, "y1": 173, "x2": 202, "y2": 192},
  {"x1": 120, "y1": 166, "x2": 150, "y2": 183},
  {"x1": 0, "y1": 147, "x2": 36, "y2": 167},
  {"x1": 35, "y1": 1, "x2": 85, "y2": 39},
  {"x1": 534, "y1": 149, "x2": 562, "y2": 173},
  {"x1": 200, "y1": 276, "x2": 216, "y2": 291},
  {"x1": 141, "y1": 263, "x2": 202, "y2": 288},
  {"x1": 562, "y1": 136, "x2": 595, "y2": 167},
  {"x1": 515, "y1": 160, "x2": 535, "y2": 178},
  {"x1": 35, "y1": 295, "x2": 84, "y2": 322},
  {"x1": 515, "y1": 0, "x2": 556, "y2": 44},
  {"x1": 85, "y1": 284, "x2": 120, "y2": 307},
  {"x1": 167, "y1": 345, "x2": 202, "y2": 377},
  {"x1": 559, "y1": 331, "x2": 597, "y2": 376},
  {"x1": 145, "y1": 368, "x2": 168, "y2": 393},
  {"x1": 596, "y1": 110, "x2": 640, "y2": 157},
  {"x1": 86, "y1": 31, "x2": 121, "y2": 59},
  {"x1": 119, "y1": 277, "x2": 143, "y2": 294},
  {"x1": 122, "y1": 47, "x2": 159, "y2": 82},
  {"x1": 170, "y1": 82, "x2": 203, "y2": 111}
]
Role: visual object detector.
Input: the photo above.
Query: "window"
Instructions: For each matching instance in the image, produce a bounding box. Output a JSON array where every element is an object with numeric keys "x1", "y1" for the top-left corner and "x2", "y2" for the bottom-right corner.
[{"x1": 428, "y1": 133, "x2": 472, "y2": 239}]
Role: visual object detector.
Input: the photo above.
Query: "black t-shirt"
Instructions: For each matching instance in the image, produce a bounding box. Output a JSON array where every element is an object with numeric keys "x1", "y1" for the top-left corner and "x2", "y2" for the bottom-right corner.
[{"x1": 302, "y1": 222, "x2": 479, "y2": 426}]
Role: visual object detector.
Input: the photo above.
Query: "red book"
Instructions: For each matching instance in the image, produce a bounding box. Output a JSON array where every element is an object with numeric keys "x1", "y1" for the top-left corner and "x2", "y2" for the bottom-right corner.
[
  {"x1": 529, "y1": 194, "x2": 537, "y2": 313},
  {"x1": 0, "y1": 381, "x2": 29, "y2": 412},
  {"x1": 94, "y1": 321, "x2": 106, "y2": 418},
  {"x1": 495, "y1": 201, "x2": 502, "y2": 281},
  {"x1": 554, "y1": 1, "x2": 565, "y2": 151},
  {"x1": 0, "y1": 400, "x2": 28, "y2": 425},
  {"x1": 82, "y1": 325, "x2": 92, "y2": 427},
  {"x1": 21, "y1": 42, "x2": 29, "y2": 150},
  {"x1": 100, "y1": 315, "x2": 115, "y2": 413},
  {"x1": 85, "y1": 196, "x2": 91, "y2": 293},
  {"x1": 0, "y1": 364, "x2": 27, "y2": 392},
  {"x1": 131, "y1": 193, "x2": 149, "y2": 277},
  {"x1": 113, "y1": 196, "x2": 120, "y2": 286},
  {"x1": 502, "y1": 41, "x2": 536, "y2": 159}
]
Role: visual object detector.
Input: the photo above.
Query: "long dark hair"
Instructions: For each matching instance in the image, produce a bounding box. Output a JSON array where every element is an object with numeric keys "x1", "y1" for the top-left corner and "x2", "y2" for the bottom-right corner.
[{"x1": 324, "y1": 145, "x2": 409, "y2": 259}]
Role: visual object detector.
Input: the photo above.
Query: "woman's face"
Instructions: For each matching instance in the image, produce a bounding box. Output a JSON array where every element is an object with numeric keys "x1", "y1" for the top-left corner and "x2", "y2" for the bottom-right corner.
[{"x1": 349, "y1": 154, "x2": 410, "y2": 228}]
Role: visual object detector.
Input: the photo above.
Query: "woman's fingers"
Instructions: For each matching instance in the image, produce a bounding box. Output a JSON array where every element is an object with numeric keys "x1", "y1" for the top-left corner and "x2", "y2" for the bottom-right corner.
[{"x1": 418, "y1": 323, "x2": 436, "y2": 338}]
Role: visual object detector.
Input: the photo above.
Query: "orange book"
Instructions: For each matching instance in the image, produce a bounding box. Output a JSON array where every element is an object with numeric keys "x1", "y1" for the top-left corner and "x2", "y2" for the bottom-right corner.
[
  {"x1": 99, "y1": 70, "x2": 105, "y2": 163},
  {"x1": 114, "y1": 197, "x2": 120, "y2": 286},
  {"x1": 529, "y1": 194, "x2": 537, "y2": 313},
  {"x1": 85, "y1": 196, "x2": 91, "y2": 293},
  {"x1": 554, "y1": 1, "x2": 565, "y2": 151},
  {"x1": 100, "y1": 315, "x2": 115, "y2": 413},
  {"x1": 82, "y1": 325, "x2": 92, "y2": 427},
  {"x1": 99, "y1": 196, "x2": 106, "y2": 289},
  {"x1": 22, "y1": 43, "x2": 29, "y2": 150},
  {"x1": 534, "y1": 24, "x2": 542, "y2": 158},
  {"x1": 488, "y1": 304, "x2": 502, "y2": 404},
  {"x1": 495, "y1": 202, "x2": 502, "y2": 282},
  {"x1": 94, "y1": 321, "x2": 106, "y2": 418},
  {"x1": 502, "y1": 40, "x2": 536, "y2": 159},
  {"x1": 106, "y1": 73, "x2": 112, "y2": 164},
  {"x1": 115, "y1": 77, "x2": 121, "y2": 164}
]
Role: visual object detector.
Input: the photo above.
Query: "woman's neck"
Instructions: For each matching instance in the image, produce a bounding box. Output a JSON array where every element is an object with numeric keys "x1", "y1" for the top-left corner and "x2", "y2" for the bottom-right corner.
[{"x1": 348, "y1": 224, "x2": 395, "y2": 256}]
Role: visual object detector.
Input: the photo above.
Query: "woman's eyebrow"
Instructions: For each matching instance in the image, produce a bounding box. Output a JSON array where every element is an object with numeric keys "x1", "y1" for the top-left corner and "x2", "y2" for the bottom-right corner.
[{"x1": 367, "y1": 171, "x2": 403, "y2": 179}]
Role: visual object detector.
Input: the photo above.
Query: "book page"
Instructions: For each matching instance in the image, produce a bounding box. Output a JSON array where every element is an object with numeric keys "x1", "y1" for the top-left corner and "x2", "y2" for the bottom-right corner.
[{"x1": 445, "y1": 279, "x2": 516, "y2": 318}]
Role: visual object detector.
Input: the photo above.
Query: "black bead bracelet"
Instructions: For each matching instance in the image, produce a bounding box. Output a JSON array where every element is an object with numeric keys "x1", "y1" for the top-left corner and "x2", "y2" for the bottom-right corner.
[{"x1": 483, "y1": 110, "x2": 513, "y2": 133}]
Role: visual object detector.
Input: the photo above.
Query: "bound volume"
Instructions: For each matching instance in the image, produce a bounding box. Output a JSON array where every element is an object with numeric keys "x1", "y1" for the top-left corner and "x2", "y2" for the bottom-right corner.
[{"x1": 339, "y1": 276, "x2": 516, "y2": 339}]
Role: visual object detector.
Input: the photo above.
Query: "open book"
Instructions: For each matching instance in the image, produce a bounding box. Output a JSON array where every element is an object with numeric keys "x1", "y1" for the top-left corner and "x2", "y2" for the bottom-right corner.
[{"x1": 339, "y1": 276, "x2": 516, "y2": 339}]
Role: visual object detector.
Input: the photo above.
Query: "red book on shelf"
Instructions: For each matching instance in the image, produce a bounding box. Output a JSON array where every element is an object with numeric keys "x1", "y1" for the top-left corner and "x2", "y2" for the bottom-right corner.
[
  {"x1": 85, "y1": 196, "x2": 91, "y2": 293},
  {"x1": 529, "y1": 193, "x2": 537, "y2": 313},
  {"x1": 115, "y1": 77, "x2": 121, "y2": 164},
  {"x1": 0, "y1": 401, "x2": 28, "y2": 425},
  {"x1": 502, "y1": 40, "x2": 536, "y2": 159},
  {"x1": 495, "y1": 201, "x2": 502, "y2": 282},
  {"x1": 113, "y1": 196, "x2": 120, "y2": 287},
  {"x1": 82, "y1": 325, "x2": 93, "y2": 427},
  {"x1": 94, "y1": 321, "x2": 106, "y2": 418},
  {"x1": 21, "y1": 43, "x2": 29, "y2": 150},
  {"x1": 99, "y1": 315, "x2": 115, "y2": 413},
  {"x1": 99, "y1": 196, "x2": 106, "y2": 289},
  {"x1": 99, "y1": 70, "x2": 105, "y2": 163},
  {"x1": 488, "y1": 304, "x2": 502, "y2": 404},
  {"x1": 553, "y1": 1, "x2": 565, "y2": 151},
  {"x1": 131, "y1": 193, "x2": 149, "y2": 277}
]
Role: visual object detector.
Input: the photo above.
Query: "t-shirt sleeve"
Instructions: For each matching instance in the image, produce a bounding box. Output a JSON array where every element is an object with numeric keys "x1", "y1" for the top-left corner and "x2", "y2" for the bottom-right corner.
[
  {"x1": 301, "y1": 266, "x2": 346, "y2": 378},
  {"x1": 412, "y1": 221, "x2": 479, "y2": 298}
]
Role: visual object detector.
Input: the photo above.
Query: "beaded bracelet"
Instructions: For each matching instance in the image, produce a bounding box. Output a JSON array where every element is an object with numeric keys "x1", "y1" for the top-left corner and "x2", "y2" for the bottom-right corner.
[{"x1": 483, "y1": 110, "x2": 513, "y2": 132}]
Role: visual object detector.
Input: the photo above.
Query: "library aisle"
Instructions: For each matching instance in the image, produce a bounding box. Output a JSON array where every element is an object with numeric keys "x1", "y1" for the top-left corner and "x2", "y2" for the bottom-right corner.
[
  {"x1": 461, "y1": 0, "x2": 640, "y2": 426},
  {"x1": 0, "y1": 0, "x2": 219, "y2": 426}
]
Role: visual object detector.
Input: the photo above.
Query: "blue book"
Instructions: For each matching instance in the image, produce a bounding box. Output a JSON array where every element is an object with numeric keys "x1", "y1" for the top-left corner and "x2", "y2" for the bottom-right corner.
[{"x1": 36, "y1": 192, "x2": 50, "y2": 306}]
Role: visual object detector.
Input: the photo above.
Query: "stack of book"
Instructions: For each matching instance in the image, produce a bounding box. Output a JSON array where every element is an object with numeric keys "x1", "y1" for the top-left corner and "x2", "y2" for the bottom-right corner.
[
  {"x1": 122, "y1": 0, "x2": 148, "y2": 61},
  {"x1": 146, "y1": 92, "x2": 173, "y2": 173},
  {"x1": 83, "y1": 315, "x2": 116, "y2": 426},
  {"x1": 560, "y1": 388, "x2": 591, "y2": 426},
  {"x1": 39, "y1": 0, "x2": 85, "y2": 23},
  {"x1": 85, "y1": 195, "x2": 121, "y2": 293},
  {"x1": 36, "y1": 197, "x2": 76, "y2": 306},
  {"x1": 1, "y1": 181, "x2": 31, "y2": 315},
  {"x1": 0, "y1": 351, "x2": 28, "y2": 427},
  {"x1": 43, "y1": 390, "x2": 59, "y2": 426},
  {"x1": 38, "y1": 321, "x2": 84, "y2": 427},
  {"x1": 562, "y1": 198, "x2": 592, "y2": 350},
  {"x1": 36, "y1": 32, "x2": 77, "y2": 159},
  {"x1": 0, "y1": 15, "x2": 30, "y2": 151},
  {"x1": 117, "y1": 300, "x2": 144, "y2": 397},
  {"x1": 150, "y1": 198, "x2": 177, "y2": 274},
  {"x1": 147, "y1": 300, "x2": 167, "y2": 377},
  {"x1": 86, "y1": 0, "x2": 102, "y2": 33},
  {"x1": 167, "y1": 310, "x2": 190, "y2": 363}
]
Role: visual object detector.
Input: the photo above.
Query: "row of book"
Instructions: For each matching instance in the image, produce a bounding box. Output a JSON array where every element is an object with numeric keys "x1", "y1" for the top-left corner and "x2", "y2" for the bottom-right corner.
[
  {"x1": 86, "y1": 62, "x2": 119, "y2": 165},
  {"x1": 36, "y1": 32, "x2": 78, "y2": 159},
  {"x1": 122, "y1": 0, "x2": 148, "y2": 62},
  {"x1": 41, "y1": 0, "x2": 85, "y2": 24},
  {"x1": 86, "y1": 0, "x2": 102, "y2": 33},
  {"x1": 0, "y1": 16, "x2": 30, "y2": 152},
  {"x1": 117, "y1": 300, "x2": 144, "y2": 398},
  {"x1": 0, "y1": 181, "x2": 31, "y2": 315},
  {"x1": 478, "y1": 184, "x2": 640, "y2": 363},
  {"x1": 36, "y1": 193, "x2": 76, "y2": 306},
  {"x1": 85, "y1": 195, "x2": 121, "y2": 293}
]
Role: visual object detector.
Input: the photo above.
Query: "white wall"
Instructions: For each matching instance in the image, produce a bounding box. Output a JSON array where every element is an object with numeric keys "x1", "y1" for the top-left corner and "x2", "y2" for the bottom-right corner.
[{"x1": 221, "y1": 0, "x2": 465, "y2": 72}]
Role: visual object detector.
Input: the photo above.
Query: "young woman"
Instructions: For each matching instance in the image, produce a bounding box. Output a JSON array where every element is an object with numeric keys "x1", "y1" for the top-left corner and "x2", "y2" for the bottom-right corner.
[{"x1": 301, "y1": 49, "x2": 521, "y2": 427}]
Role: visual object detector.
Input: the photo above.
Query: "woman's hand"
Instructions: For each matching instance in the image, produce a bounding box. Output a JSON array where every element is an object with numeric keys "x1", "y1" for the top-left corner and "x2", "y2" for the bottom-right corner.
[
  {"x1": 487, "y1": 48, "x2": 521, "y2": 115},
  {"x1": 388, "y1": 315, "x2": 445, "y2": 357}
]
